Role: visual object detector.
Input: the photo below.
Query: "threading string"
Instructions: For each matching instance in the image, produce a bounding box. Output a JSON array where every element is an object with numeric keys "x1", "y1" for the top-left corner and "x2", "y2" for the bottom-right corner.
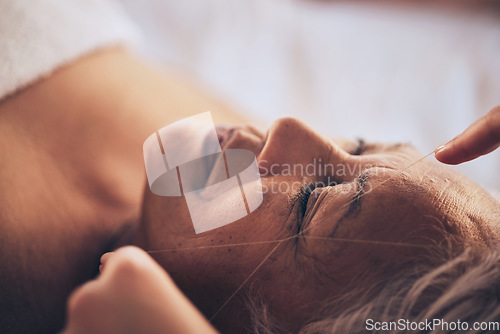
[
  {"x1": 145, "y1": 235, "x2": 432, "y2": 254},
  {"x1": 207, "y1": 150, "x2": 436, "y2": 322},
  {"x1": 146, "y1": 150, "x2": 436, "y2": 322},
  {"x1": 296, "y1": 150, "x2": 435, "y2": 238},
  {"x1": 301, "y1": 236, "x2": 431, "y2": 249},
  {"x1": 146, "y1": 150, "x2": 435, "y2": 255},
  {"x1": 208, "y1": 242, "x2": 282, "y2": 322},
  {"x1": 146, "y1": 240, "x2": 282, "y2": 254}
]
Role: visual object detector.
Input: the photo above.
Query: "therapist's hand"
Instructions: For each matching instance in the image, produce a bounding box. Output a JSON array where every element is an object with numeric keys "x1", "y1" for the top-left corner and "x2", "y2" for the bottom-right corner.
[
  {"x1": 63, "y1": 246, "x2": 218, "y2": 334},
  {"x1": 435, "y1": 106, "x2": 500, "y2": 164}
]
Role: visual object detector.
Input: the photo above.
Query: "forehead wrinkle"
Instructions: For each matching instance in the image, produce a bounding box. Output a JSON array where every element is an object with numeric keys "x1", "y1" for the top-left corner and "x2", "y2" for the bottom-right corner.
[
  {"x1": 432, "y1": 176, "x2": 498, "y2": 248},
  {"x1": 369, "y1": 142, "x2": 415, "y2": 152},
  {"x1": 363, "y1": 142, "x2": 421, "y2": 164}
]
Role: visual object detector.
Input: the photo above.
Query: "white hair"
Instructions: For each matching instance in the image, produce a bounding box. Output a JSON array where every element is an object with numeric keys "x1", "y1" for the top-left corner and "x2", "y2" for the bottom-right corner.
[{"x1": 248, "y1": 244, "x2": 500, "y2": 334}]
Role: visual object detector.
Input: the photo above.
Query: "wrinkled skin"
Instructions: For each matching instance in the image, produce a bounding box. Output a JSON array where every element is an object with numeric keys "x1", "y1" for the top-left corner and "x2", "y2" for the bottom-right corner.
[{"x1": 137, "y1": 117, "x2": 499, "y2": 332}]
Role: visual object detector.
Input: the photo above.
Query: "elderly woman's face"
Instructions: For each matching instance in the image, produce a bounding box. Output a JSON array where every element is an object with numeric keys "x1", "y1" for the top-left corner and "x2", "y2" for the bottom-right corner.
[{"x1": 137, "y1": 118, "x2": 497, "y2": 329}]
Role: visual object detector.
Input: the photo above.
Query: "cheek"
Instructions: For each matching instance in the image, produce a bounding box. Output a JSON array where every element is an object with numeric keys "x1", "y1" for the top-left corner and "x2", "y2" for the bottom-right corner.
[
  {"x1": 140, "y1": 194, "x2": 193, "y2": 237},
  {"x1": 143, "y1": 188, "x2": 189, "y2": 220},
  {"x1": 254, "y1": 235, "x2": 379, "y2": 331},
  {"x1": 251, "y1": 246, "x2": 324, "y2": 328}
]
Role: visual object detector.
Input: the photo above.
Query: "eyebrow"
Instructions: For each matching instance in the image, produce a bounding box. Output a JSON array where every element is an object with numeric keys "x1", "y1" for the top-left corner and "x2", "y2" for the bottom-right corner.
[
  {"x1": 328, "y1": 171, "x2": 371, "y2": 237},
  {"x1": 345, "y1": 171, "x2": 371, "y2": 217}
]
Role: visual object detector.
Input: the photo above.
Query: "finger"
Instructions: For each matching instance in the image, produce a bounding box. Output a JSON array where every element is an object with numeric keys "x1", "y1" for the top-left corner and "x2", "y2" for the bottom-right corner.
[
  {"x1": 100, "y1": 247, "x2": 153, "y2": 273},
  {"x1": 64, "y1": 279, "x2": 105, "y2": 334},
  {"x1": 435, "y1": 106, "x2": 500, "y2": 164},
  {"x1": 99, "y1": 246, "x2": 168, "y2": 282}
]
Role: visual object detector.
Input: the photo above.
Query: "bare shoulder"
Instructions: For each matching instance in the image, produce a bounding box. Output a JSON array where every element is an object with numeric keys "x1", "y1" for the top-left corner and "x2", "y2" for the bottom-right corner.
[{"x1": 0, "y1": 48, "x2": 246, "y2": 332}]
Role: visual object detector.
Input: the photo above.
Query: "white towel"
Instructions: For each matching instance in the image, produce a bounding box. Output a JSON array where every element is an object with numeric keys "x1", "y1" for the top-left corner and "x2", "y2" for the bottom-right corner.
[{"x1": 0, "y1": 0, "x2": 140, "y2": 100}]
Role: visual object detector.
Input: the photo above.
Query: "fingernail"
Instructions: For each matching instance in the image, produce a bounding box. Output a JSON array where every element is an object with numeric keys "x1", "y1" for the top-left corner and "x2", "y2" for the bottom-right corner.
[
  {"x1": 434, "y1": 144, "x2": 447, "y2": 154},
  {"x1": 435, "y1": 137, "x2": 456, "y2": 155},
  {"x1": 100, "y1": 252, "x2": 114, "y2": 264}
]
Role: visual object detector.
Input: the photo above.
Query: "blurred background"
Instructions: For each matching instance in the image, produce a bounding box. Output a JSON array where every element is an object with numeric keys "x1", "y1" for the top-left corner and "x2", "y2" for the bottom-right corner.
[{"x1": 119, "y1": 0, "x2": 500, "y2": 190}]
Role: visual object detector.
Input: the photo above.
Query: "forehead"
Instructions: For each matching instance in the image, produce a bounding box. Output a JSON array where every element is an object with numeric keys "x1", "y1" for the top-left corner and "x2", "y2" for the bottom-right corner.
[
  {"x1": 358, "y1": 145, "x2": 445, "y2": 182},
  {"x1": 363, "y1": 142, "x2": 423, "y2": 162}
]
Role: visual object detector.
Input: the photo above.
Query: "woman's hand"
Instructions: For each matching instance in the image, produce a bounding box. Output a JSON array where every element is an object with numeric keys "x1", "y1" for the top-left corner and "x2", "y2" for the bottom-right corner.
[
  {"x1": 435, "y1": 106, "x2": 500, "y2": 164},
  {"x1": 62, "y1": 246, "x2": 218, "y2": 334}
]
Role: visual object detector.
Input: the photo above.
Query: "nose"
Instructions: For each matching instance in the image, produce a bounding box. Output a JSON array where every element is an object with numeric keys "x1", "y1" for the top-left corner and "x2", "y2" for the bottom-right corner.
[{"x1": 258, "y1": 118, "x2": 351, "y2": 179}]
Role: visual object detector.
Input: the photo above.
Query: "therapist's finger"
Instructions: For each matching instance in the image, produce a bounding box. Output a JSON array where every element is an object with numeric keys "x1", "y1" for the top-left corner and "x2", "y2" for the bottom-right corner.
[
  {"x1": 99, "y1": 246, "x2": 160, "y2": 277},
  {"x1": 435, "y1": 106, "x2": 500, "y2": 165}
]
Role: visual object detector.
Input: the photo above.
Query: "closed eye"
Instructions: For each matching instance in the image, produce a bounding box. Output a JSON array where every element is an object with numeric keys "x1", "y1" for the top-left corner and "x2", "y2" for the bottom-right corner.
[
  {"x1": 292, "y1": 180, "x2": 335, "y2": 232},
  {"x1": 295, "y1": 182, "x2": 317, "y2": 218},
  {"x1": 290, "y1": 137, "x2": 367, "y2": 231}
]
